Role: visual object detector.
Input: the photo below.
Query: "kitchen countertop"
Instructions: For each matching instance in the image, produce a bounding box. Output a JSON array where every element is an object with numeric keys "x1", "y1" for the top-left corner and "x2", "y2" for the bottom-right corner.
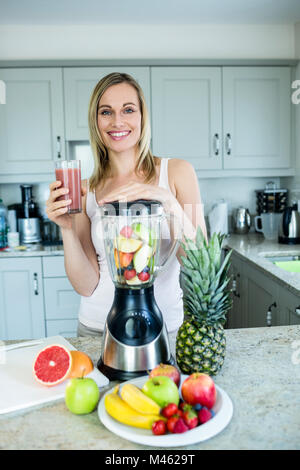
[
  {"x1": 0, "y1": 244, "x2": 64, "y2": 257},
  {"x1": 225, "y1": 233, "x2": 300, "y2": 295},
  {"x1": 1, "y1": 325, "x2": 300, "y2": 450}
]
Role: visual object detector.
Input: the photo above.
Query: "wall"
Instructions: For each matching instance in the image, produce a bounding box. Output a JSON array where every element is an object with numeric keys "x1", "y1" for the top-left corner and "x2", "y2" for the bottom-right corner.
[{"x1": 0, "y1": 23, "x2": 296, "y2": 60}]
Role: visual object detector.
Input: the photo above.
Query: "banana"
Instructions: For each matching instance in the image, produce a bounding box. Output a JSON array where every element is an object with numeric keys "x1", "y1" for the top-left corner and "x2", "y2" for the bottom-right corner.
[
  {"x1": 104, "y1": 385, "x2": 164, "y2": 430},
  {"x1": 120, "y1": 383, "x2": 161, "y2": 415}
]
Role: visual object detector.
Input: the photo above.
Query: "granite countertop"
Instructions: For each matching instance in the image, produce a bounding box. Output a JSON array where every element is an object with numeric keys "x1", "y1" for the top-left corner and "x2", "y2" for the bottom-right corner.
[
  {"x1": 225, "y1": 233, "x2": 300, "y2": 295},
  {"x1": 1, "y1": 325, "x2": 300, "y2": 450},
  {"x1": 0, "y1": 244, "x2": 64, "y2": 257}
]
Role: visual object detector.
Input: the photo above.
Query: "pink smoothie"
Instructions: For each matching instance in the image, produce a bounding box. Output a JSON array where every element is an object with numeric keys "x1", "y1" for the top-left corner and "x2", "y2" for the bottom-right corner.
[{"x1": 55, "y1": 167, "x2": 82, "y2": 213}]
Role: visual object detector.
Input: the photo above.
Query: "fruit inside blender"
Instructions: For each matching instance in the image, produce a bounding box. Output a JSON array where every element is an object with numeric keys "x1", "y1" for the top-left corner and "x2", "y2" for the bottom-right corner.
[{"x1": 112, "y1": 220, "x2": 158, "y2": 286}]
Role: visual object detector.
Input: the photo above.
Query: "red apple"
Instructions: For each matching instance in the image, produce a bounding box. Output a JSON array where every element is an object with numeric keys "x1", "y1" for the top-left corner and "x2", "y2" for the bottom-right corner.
[
  {"x1": 181, "y1": 373, "x2": 216, "y2": 409},
  {"x1": 149, "y1": 363, "x2": 181, "y2": 388}
]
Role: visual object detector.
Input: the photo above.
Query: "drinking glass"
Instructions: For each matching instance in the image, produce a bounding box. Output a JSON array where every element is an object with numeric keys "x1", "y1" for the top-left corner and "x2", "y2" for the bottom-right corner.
[{"x1": 55, "y1": 160, "x2": 82, "y2": 214}]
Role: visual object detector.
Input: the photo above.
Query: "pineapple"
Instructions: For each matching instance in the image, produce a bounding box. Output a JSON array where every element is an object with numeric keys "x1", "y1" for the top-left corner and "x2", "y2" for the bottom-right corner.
[{"x1": 176, "y1": 228, "x2": 232, "y2": 376}]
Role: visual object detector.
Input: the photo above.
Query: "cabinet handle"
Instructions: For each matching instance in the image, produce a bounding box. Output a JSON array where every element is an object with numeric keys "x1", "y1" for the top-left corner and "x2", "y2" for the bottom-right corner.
[
  {"x1": 213, "y1": 133, "x2": 220, "y2": 155},
  {"x1": 266, "y1": 302, "x2": 277, "y2": 327},
  {"x1": 226, "y1": 133, "x2": 232, "y2": 155},
  {"x1": 56, "y1": 136, "x2": 61, "y2": 159},
  {"x1": 232, "y1": 274, "x2": 240, "y2": 297},
  {"x1": 33, "y1": 273, "x2": 39, "y2": 295},
  {"x1": 295, "y1": 306, "x2": 300, "y2": 317}
]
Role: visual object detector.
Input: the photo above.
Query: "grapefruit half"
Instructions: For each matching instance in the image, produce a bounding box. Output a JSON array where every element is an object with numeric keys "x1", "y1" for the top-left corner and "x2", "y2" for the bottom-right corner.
[{"x1": 33, "y1": 344, "x2": 72, "y2": 387}]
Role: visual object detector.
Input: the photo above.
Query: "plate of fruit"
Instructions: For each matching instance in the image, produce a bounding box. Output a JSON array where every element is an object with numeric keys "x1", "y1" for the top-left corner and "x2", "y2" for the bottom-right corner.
[{"x1": 98, "y1": 365, "x2": 233, "y2": 447}]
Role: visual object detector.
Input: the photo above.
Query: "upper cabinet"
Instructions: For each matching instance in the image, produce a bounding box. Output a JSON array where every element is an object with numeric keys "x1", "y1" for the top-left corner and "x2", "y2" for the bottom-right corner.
[
  {"x1": 151, "y1": 66, "x2": 292, "y2": 172},
  {"x1": 151, "y1": 67, "x2": 223, "y2": 170},
  {"x1": 0, "y1": 64, "x2": 294, "y2": 182},
  {"x1": 222, "y1": 67, "x2": 291, "y2": 170},
  {"x1": 0, "y1": 68, "x2": 65, "y2": 179},
  {"x1": 63, "y1": 67, "x2": 151, "y2": 141}
]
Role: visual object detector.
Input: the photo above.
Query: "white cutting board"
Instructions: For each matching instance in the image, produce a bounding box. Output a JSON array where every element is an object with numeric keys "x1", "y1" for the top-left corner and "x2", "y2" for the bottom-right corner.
[{"x1": 0, "y1": 335, "x2": 109, "y2": 415}]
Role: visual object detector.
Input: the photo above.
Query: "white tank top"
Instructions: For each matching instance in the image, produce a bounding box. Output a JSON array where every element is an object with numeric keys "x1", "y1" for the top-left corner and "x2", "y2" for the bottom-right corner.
[{"x1": 78, "y1": 158, "x2": 183, "y2": 333}]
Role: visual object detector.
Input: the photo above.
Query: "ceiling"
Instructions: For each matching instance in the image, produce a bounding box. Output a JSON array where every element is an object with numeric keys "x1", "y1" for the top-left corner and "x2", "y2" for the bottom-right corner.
[{"x1": 0, "y1": 0, "x2": 300, "y2": 25}]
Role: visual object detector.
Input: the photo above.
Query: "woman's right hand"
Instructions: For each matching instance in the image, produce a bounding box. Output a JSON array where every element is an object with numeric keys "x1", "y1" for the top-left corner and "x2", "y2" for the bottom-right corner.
[{"x1": 45, "y1": 181, "x2": 73, "y2": 230}]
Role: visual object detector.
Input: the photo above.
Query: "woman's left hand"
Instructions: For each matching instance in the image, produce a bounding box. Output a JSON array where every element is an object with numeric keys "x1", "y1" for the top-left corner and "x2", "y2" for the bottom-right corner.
[{"x1": 97, "y1": 181, "x2": 179, "y2": 213}]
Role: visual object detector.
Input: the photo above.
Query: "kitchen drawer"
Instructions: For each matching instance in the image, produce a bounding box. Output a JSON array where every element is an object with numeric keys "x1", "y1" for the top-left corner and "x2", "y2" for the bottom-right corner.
[
  {"x1": 42, "y1": 256, "x2": 66, "y2": 277},
  {"x1": 46, "y1": 319, "x2": 78, "y2": 338},
  {"x1": 43, "y1": 277, "x2": 80, "y2": 320}
]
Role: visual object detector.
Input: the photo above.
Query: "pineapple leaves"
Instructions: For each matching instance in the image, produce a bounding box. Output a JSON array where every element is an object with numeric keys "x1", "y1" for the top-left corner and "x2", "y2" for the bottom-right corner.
[{"x1": 180, "y1": 229, "x2": 233, "y2": 324}]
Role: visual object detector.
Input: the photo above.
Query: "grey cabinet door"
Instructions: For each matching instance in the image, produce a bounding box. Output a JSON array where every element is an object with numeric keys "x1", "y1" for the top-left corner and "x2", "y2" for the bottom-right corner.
[
  {"x1": 0, "y1": 68, "x2": 65, "y2": 176},
  {"x1": 223, "y1": 67, "x2": 291, "y2": 170},
  {"x1": 151, "y1": 67, "x2": 222, "y2": 170},
  {"x1": 0, "y1": 257, "x2": 45, "y2": 340},
  {"x1": 227, "y1": 253, "x2": 244, "y2": 329},
  {"x1": 277, "y1": 287, "x2": 300, "y2": 326},
  {"x1": 242, "y1": 262, "x2": 279, "y2": 328},
  {"x1": 63, "y1": 67, "x2": 151, "y2": 140}
]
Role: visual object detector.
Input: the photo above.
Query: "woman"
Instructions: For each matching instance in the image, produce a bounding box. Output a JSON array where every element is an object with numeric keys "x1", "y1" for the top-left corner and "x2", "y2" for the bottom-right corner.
[{"x1": 46, "y1": 72, "x2": 207, "y2": 336}]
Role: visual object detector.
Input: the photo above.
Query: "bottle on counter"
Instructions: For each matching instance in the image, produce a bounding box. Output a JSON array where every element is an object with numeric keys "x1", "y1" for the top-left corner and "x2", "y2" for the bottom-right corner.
[{"x1": 0, "y1": 199, "x2": 8, "y2": 249}]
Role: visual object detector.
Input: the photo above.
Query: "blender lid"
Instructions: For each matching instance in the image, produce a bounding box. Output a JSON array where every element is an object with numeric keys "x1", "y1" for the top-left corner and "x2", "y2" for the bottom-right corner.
[{"x1": 99, "y1": 199, "x2": 163, "y2": 216}]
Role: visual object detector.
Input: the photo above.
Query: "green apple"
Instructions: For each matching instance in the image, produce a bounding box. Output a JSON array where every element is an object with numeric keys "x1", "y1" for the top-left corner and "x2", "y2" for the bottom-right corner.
[
  {"x1": 133, "y1": 244, "x2": 152, "y2": 273},
  {"x1": 131, "y1": 222, "x2": 150, "y2": 242},
  {"x1": 142, "y1": 376, "x2": 180, "y2": 408},
  {"x1": 65, "y1": 377, "x2": 100, "y2": 415}
]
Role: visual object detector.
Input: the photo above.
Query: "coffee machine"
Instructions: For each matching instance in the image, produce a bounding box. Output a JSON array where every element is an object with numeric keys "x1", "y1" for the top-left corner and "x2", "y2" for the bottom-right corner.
[{"x1": 18, "y1": 185, "x2": 42, "y2": 244}]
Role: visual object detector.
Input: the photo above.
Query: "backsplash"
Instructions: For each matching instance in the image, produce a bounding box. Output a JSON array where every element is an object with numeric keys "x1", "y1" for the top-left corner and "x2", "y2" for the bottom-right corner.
[{"x1": 0, "y1": 175, "x2": 282, "y2": 229}]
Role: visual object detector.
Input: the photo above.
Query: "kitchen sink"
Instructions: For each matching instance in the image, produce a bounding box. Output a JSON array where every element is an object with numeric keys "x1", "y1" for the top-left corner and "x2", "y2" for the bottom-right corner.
[{"x1": 263, "y1": 253, "x2": 300, "y2": 273}]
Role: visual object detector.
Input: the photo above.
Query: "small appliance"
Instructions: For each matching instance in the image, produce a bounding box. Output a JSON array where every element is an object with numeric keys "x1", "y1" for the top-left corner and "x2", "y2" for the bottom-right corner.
[
  {"x1": 255, "y1": 181, "x2": 288, "y2": 215},
  {"x1": 18, "y1": 185, "x2": 42, "y2": 244},
  {"x1": 233, "y1": 207, "x2": 251, "y2": 234},
  {"x1": 97, "y1": 199, "x2": 180, "y2": 381},
  {"x1": 42, "y1": 219, "x2": 62, "y2": 246},
  {"x1": 278, "y1": 205, "x2": 300, "y2": 245}
]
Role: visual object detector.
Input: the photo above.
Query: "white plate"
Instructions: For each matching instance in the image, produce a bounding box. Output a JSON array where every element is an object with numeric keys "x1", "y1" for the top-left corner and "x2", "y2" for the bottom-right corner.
[{"x1": 98, "y1": 375, "x2": 233, "y2": 447}]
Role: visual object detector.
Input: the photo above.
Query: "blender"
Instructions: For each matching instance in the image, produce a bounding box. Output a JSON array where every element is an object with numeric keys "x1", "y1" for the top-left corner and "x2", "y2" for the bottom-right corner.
[{"x1": 97, "y1": 199, "x2": 180, "y2": 381}]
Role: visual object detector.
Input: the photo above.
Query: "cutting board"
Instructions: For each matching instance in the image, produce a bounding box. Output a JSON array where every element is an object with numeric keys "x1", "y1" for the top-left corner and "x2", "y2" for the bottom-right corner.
[{"x1": 0, "y1": 335, "x2": 109, "y2": 415}]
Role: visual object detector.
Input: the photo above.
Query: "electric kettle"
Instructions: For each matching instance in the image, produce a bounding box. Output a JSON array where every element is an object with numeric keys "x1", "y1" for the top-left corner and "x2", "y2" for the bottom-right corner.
[{"x1": 278, "y1": 205, "x2": 300, "y2": 245}]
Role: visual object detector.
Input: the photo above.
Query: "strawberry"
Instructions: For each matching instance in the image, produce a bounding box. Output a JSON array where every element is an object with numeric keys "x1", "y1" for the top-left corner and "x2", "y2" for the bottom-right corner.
[
  {"x1": 198, "y1": 406, "x2": 214, "y2": 424},
  {"x1": 182, "y1": 406, "x2": 198, "y2": 430},
  {"x1": 167, "y1": 415, "x2": 180, "y2": 433},
  {"x1": 173, "y1": 418, "x2": 189, "y2": 434},
  {"x1": 152, "y1": 420, "x2": 167, "y2": 436},
  {"x1": 120, "y1": 225, "x2": 133, "y2": 238},
  {"x1": 124, "y1": 268, "x2": 136, "y2": 280},
  {"x1": 138, "y1": 271, "x2": 150, "y2": 282},
  {"x1": 161, "y1": 403, "x2": 179, "y2": 419}
]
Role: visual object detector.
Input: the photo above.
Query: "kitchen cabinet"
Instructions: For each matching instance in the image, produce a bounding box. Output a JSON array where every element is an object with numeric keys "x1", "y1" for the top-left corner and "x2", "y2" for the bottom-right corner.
[
  {"x1": 222, "y1": 67, "x2": 291, "y2": 170},
  {"x1": 0, "y1": 68, "x2": 65, "y2": 181},
  {"x1": 0, "y1": 257, "x2": 45, "y2": 340},
  {"x1": 226, "y1": 250, "x2": 300, "y2": 328},
  {"x1": 63, "y1": 67, "x2": 151, "y2": 140},
  {"x1": 0, "y1": 255, "x2": 80, "y2": 340},
  {"x1": 151, "y1": 66, "x2": 291, "y2": 172},
  {"x1": 242, "y1": 261, "x2": 279, "y2": 328},
  {"x1": 151, "y1": 67, "x2": 222, "y2": 170},
  {"x1": 227, "y1": 252, "x2": 245, "y2": 328},
  {"x1": 277, "y1": 287, "x2": 300, "y2": 326},
  {"x1": 42, "y1": 256, "x2": 80, "y2": 338}
]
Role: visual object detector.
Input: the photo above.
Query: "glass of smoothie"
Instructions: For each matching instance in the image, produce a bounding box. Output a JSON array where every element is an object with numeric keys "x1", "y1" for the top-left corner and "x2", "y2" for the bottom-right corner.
[{"x1": 55, "y1": 160, "x2": 82, "y2": 214}]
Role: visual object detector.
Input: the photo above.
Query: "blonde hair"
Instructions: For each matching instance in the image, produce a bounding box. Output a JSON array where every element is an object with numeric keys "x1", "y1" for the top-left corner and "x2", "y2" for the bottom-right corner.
[{"x1": 88, "y1": 72, "x2": 156, "y2": 191}]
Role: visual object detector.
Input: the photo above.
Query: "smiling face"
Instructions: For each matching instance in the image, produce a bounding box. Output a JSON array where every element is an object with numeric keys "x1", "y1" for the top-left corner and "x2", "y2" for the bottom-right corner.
[{"x1": 97, "y1": 82, "x2": 142, "y2": 157}]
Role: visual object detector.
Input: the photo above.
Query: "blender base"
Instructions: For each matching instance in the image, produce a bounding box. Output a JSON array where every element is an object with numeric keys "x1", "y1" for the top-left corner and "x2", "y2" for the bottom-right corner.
[{"x1": 97, "y1": 355, "x2": 176, "y2": 382}]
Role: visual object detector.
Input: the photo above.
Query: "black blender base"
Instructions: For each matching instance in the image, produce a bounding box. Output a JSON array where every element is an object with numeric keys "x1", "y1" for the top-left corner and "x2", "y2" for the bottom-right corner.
[{"x1": 97, "y1": 355, "x2": 175, "y2": 382}]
